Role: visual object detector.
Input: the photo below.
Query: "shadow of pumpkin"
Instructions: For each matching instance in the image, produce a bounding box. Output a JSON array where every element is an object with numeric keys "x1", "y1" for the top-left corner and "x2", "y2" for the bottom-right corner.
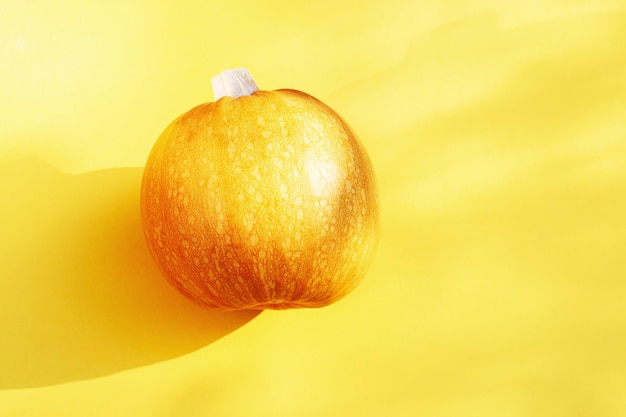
[{"x1": 0, "y1": 158, "x2": 260, "y2": 389}]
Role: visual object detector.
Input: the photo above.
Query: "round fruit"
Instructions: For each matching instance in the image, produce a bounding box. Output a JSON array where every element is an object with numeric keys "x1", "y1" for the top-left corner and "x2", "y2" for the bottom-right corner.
[{"x1": 140, "y1": 69, "x2": 379, "y2": 310}]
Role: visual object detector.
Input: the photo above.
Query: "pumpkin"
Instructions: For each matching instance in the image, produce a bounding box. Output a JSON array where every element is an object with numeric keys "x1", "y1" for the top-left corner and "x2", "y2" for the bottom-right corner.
[{"x1": 140, "y1": 69, "x2": 379, "y2": 310}]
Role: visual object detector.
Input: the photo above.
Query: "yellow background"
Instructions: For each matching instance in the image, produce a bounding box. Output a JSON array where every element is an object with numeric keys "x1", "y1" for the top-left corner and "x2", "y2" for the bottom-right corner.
[{"x1": 2, "y1": 0, "x2": 626, "y2": 415}]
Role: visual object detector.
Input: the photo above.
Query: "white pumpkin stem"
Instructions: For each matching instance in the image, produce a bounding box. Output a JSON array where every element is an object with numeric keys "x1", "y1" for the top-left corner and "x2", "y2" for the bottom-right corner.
[{"x1": 211, "y1": 68, "x2": 259, "y2": 101}]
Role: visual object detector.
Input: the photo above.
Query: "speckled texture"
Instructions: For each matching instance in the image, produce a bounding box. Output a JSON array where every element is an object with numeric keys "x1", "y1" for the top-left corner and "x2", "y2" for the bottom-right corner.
[{"x1": 141, "y1": 89, "x2": 379, "y2": 310}]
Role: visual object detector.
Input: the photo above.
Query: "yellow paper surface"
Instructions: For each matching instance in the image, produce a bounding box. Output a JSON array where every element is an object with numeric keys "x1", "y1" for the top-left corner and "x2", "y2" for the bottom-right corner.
[{"x1": 2, "y1": 1, "x2": 626, "y2": 415}]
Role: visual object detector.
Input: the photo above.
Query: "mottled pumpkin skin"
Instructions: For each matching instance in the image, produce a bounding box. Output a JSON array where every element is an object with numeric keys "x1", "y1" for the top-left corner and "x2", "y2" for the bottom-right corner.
[{"x1": 140, "y1": 89, "x2": 379, "y2": 310}]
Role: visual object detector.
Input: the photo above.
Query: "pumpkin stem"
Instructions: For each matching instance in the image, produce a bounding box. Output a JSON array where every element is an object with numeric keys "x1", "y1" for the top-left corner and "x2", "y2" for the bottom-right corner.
[{"x1": 211, "y1": 68, "x2": 259, "y2": 101}]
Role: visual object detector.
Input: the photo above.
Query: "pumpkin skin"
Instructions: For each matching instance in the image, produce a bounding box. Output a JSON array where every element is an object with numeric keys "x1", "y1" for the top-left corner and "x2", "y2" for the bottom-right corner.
[{"x1": 140, "y1": 89, "x2": 379, "y2": 310}]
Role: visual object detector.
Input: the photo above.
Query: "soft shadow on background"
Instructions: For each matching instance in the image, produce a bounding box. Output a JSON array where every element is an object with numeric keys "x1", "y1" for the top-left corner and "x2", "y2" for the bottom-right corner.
[{"x1": 0, "y1": 158, "x2": 260, "y2": 389}]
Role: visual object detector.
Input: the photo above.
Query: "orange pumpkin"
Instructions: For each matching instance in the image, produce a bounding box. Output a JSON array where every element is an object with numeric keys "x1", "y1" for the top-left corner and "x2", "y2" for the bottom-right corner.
[{"x1": 140, "y1": 69, "x2": 379, "y2": 310}]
